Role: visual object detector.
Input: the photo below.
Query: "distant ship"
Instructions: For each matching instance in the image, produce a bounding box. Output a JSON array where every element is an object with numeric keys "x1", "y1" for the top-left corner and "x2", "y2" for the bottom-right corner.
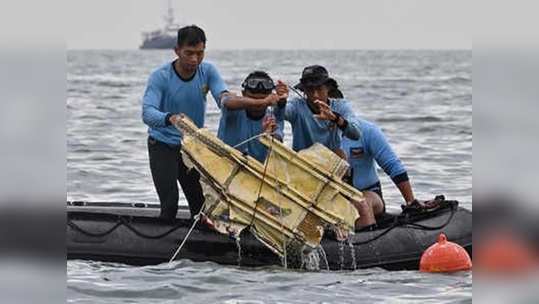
[{"x1": 140, "y1": 0, "x2": 182, "y2": 49}]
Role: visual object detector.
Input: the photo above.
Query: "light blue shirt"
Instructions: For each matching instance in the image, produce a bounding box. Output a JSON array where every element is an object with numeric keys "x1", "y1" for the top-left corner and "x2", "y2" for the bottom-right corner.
[
  {"x1": 218, "y1": 105, "x2": 285, "y2": 163},
  {"x1": 284, "y1": 97, "x2": 360, "y2": 151},
  {"x1": 341, "y1": 118, "x2": 407, "y2": 190},
  {"x1": 142, "y1": 60, "x2": 228, "y2": 145}
]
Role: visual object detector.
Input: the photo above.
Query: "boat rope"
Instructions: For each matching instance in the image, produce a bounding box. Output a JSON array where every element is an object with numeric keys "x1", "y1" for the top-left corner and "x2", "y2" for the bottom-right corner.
[
  {"x1": 67, "y1": 216, "x2": 186, "y2": 239},
  {"x1": 248, "y1": 136, "x2": 274, "y2": 228},
  {"x1": 238, "y1": 124, "x2": 290, "y2": 267},
  {"x1": 167, "y1": 176, "x2": 209, "y2": 263},
  {"x1": 274, "y1": 150, "x2": 288, "y2": 269},
  {"x1": 280, "y1": 205, "x2": 287, "y2": 269},
  {"x1": 245, "y1": 133, "x2": 289, "y2": 265},
  {"x1": 287, "y1": 84, "x2": 304, "y2": 98},
  {"x1": 68, "y1": 219, "x2": 123, "y2": 238},
  {"x1": 230, "y1": 86, "x2": 298, "y2": 151},
  {"x1": 68, "y1": 202, "x2": 456, "y2": 243},
  {"x1": 169, "y1": 210, "x2": 205, "y2": 263},
  {"x1": 68, "y1": 200, "x2": 458, "y2": 267},
  {"x1": 351, "y1": 202, "x2": 456, "y2": 246},
  {"x1": 351, "y1": 217, "x2": 400, "y2": 246},
  {"x1": 405, "y1": 206, "x2": 456, "y2": 231},
  {"x1": 233, "y1": 133, "x2": 269, "y2": 149}
]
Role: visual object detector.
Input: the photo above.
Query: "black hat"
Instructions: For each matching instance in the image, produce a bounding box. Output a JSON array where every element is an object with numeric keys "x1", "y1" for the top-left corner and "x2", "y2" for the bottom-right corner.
[{"x1": 295, "y1": 65, "x2": 343, "y2": 98}]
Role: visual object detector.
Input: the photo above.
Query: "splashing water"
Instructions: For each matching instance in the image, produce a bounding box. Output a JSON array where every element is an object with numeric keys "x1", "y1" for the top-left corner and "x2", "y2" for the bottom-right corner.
[
  {"x1": 300, "y1": 248, "x2": 321, "y2": 271},
  {"x1": 348, "y1": 239, "x2": 357, "y2": 270},
  {"x1": 338, "y1": 241, "x2": 345, "y2": 270},
  {"x1": 316, "y1": 245, "x2": 330, "y2": 270},
  {"x1": 234, "y1": 236, "x2": 242, "y2": 266},
  {"x1": 280, "y1": 252, "x2": 288, "y2": 270}
]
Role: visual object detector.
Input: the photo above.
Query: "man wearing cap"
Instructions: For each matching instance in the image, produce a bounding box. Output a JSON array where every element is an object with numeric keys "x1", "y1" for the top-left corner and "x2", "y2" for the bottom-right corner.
[
  {"x1": 281, "y1": 65, "x2": 406, "y2": 230},
  {"x1": 142, "y1": 25, "x2": 229, "y2": 220},
  {"x1": 217, "y1": 71, "x2": 287, "y2": 163},
  {"x1": 281, "y1": 65, "x2": 360, "y2": 155}
]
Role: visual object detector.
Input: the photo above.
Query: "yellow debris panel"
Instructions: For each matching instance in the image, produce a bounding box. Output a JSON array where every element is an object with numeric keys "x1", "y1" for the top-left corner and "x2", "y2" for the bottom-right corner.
[{"x1": 174, "y1": 116, "x2": 361, "y2": 257}]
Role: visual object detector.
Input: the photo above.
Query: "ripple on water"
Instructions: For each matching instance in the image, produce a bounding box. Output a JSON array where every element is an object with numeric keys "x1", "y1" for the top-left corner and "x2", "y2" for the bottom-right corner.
[
  {"x1": 67, "y1": 260, "x2": 472, "y2": 303},
  {"x1": 68, "y1": 50, "x2": 472, "y2": 303}
]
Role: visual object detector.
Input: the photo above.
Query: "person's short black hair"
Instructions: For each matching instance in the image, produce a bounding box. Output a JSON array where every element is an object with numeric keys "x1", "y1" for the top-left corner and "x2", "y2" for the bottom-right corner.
[
  {"x1": 245, "y1": 71, "x2": 272, "y2": 82},
  {"x1": 177, "y1": 25, "x2": 206, "y2": 47}
]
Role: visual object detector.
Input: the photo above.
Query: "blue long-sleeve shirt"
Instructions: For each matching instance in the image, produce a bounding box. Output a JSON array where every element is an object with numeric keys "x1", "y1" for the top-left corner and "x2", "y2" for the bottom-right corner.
[
  {"x1": 341, "y1": 118, "x2": 408, "y2": 191},
  {"x1": 284, "y1": 97, "x2": 361, "y2": 151},
  {"x1": 142, "y1": 60, "x2": 228, "y2": 145},
  {"x1": 217, "y1": 105, "x2": 285, "y2": 163}
]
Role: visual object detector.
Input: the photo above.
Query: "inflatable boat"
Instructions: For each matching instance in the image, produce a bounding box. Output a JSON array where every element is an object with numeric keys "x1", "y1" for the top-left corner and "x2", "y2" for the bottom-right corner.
[
  {"x1": 67, "y1": 199, "x2": 472, "y2": 270},
  {"x1": 68, "y1": 117, "x2": 472, "y2": 270}
]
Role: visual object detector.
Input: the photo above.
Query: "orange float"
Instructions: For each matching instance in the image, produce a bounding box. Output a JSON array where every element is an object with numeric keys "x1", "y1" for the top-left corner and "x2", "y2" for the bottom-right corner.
[{"x1": 420, "y1": 233, "x2": 472, "y2": 272}]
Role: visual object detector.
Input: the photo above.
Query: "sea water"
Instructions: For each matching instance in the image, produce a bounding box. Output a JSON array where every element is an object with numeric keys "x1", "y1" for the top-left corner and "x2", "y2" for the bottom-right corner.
[{"x1": 67, "y1": 49, "x2": 472, "y2": 303}]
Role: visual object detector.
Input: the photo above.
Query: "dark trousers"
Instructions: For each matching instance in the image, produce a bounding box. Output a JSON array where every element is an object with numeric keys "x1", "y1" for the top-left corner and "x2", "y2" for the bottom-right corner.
[{"x1": 148, "y1": 136, "x2": 204, "y2": 219}]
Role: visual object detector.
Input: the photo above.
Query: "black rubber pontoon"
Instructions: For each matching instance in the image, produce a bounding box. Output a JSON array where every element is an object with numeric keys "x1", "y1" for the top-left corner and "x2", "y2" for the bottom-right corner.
[{"x1": 67, "y1": 200, "x2": 471, "y2": 270}]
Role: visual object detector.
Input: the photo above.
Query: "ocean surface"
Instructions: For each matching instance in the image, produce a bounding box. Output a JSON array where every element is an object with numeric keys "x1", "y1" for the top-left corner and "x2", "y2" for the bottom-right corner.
[{"x1": 67, "y1": 49, "x2": 472, "y2": 303}]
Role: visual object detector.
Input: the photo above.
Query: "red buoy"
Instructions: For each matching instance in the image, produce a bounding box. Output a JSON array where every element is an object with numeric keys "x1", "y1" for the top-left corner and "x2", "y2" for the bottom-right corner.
[{"x1": 420, "y1": 233, "x2": 472, "y2": 272}]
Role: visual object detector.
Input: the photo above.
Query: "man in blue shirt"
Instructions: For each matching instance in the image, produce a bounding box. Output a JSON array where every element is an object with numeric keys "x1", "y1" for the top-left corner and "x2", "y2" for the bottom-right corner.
[
  {"x1": 281, "y1": 65, "x2": 414, "y2": 230},
  {"x1": 282, "y1": 65, "x2": 361, "y2": 158},
  {"x1": 342, "y1": 119, "x2": 416, "y2": 229},
  {"x1": 217, "y1": 71, "x2": 286, "y2": 163},
  {"x1": 142, "y1": 25, "x2": 229, "y2": 220}
]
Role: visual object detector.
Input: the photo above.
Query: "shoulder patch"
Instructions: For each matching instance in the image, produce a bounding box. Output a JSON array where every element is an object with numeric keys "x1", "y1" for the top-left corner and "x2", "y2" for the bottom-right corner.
[{"x1": 201, "y1": 84, "x2": 209, "y2": 95}]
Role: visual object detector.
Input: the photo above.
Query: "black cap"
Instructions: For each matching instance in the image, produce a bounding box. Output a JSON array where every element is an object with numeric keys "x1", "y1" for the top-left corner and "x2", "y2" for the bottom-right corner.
[{"x1": 295, "y1": 65, "x2": 343, "y2": 98}]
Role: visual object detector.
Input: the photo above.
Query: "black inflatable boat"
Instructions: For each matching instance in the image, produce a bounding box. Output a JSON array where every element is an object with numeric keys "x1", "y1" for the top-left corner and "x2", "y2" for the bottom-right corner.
[{"x1": 67, "y1": 199, "x2": 472, "y2": 270}]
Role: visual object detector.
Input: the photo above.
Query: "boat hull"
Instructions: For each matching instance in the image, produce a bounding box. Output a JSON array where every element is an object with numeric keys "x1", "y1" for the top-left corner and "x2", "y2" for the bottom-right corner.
[
  {"x1": 140, "y1": 36, "x2": 176, "y2": 49},
  {"x1": 67, "y1": 201, "x2": 471, "y2": 270}
]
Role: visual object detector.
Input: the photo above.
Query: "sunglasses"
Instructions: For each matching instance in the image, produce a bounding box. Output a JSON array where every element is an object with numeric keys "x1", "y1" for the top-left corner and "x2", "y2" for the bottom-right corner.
[{"x1": 241, "y1": 78, "x2": 275, "y2": 91}]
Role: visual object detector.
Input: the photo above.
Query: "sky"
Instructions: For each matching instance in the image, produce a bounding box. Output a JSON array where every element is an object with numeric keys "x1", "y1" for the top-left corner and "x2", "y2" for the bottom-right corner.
[{"x1": 65, "y1": 0, "x2": 471, "y2": 50}]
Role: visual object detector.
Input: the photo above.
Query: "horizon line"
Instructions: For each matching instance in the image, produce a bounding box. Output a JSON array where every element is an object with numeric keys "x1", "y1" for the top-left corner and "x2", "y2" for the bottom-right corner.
[{"x1": 68, "y1": 47, "x2": 472, "y2": 51}]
